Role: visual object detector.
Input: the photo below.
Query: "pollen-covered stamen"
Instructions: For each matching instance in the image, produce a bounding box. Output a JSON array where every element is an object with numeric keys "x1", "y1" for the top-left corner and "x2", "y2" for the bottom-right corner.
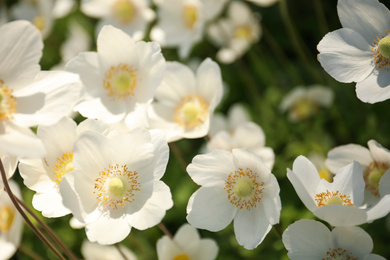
[
  {"x1": 371, "y1": 30, "x2": 390, "y2": 70},
  {"x1": 364, "y1": 161, "x2": 388, "y2": 197},
  {"x1": 0, "y1": 205, "x2": 15, "y2": 233},
  {"x1": 94, "y1": 164, "x2": 141, "y2": 210},
  {"x1": 290, "y1": 99, "x2": 318, "y2": 121},
  {"x1": 112, "y1": 0, "x2": 136, "y2": 24},
  {"x1": 53, "y1": 152, "x2": 74, "y2": 184},
  {"x1": 183, "y1": 5, "x2": 198, "y2": 29},
  {"x1": 103, "y1": 63, "x2": 138, "y2": 100},
  {"x1": 173, "y1": 254, "x2": 192, "y2": 260},
  {"x1": 0, "y1": 80, "x2": 17, "y2": 122},
  {"x1": 315, "y1": 190, "x2": 353, "y2": 207},
  {"x1": 234, "y1": 25, "x2": 253, "y2": 39},
  {"x1": 33, "y1": 14, "x2": 45, "y2": 32},
  {"x1": 319, "y1": 168, "x2": 333, "y2": 182},
  {"x1": 225, "y1": 168, "x2": 264, "y2": 210},
  {"x1": 323, "y1": 248, "x2": 357, "y2": 260},
  {"x1": 174, "y1": 94, "x2": 209, "y2": 128}
]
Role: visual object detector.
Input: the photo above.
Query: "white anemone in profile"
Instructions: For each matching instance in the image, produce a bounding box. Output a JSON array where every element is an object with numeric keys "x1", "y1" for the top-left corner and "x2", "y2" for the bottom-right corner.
[
  {"x1": 149, "y1": 58, "x2": 223, "y2": 142},
  {"x1": 0, "y1": 180, "x2": 23, "y2": 260},
  {"x1": 280, "y1": 85, "x2": 333, "y2": 122},
  {"x1": 18, "y1": 117, "x2": 111, "y2": 218},
  {"x1": 66, "y1": 25, "x2": 165, "y2": 126},
  {"x1": 326, "y1": 140, "x2": 390, "y2": 207},
  {"x1": 287, "y1": 156, "x2": 390, "y2": 226},
  {"x1": 317, "y1": 0, "x2": 390, "y2": 103},
  {"x1": 283, "y1": 219, "x2": 386, "y2": 260},
  {"x1": 81, "y1": 0, "x2": 155, "y2": 41},
  {"x1": 60, "y1": 128, "x2": 173, "y2": 244},
  {"x1": 207, "y1": 1, "x2": 261, "y2": 64},
  {"x1": 157, "y1": 223, "x2": 218, "y2": 260},
  {"x1": 82, "y1": 240, "x2": 137, "y2": 260},
  {"x1": 186, "y1": 149, "x2": 281, "y2": 249},
  {"x1": 0, "y1": 20, "x2": 81, "y2": 158}
]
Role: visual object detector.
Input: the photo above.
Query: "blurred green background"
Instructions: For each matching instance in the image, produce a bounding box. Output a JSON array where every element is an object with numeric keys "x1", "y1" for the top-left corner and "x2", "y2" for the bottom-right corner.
[{"x1": 3, "y1": 0, "x2": 390, "y2": 259}]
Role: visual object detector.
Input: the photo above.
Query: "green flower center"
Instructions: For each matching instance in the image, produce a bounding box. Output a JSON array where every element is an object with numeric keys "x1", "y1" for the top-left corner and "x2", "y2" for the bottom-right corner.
[
  {"x1": 112, "y1": 0, "x2": 136, "y2": 24},
  {"x1": 235, "y1": 26, "x2": 252, "y2": 39},
  {"x1": 183, "y1": 5, "x2": 197, "y2": 29},
  {"x1": 291, "y1": 99, "x2": 318, "y2": 120},
  {"x1": 368, "y1": 168, "x2": 385, "y2": 189},
  {"x1": 378, "y1": 36, "x2": 390, "y2": 58},
  {"x1": 364, "y1": 161, "x2": 388, "y2": 197},
  {"x1": 234, "y1": 179, "x2": 254, "y2": 198},
  {"x1": 323, "y1": 195, "x2": 343, "y2": 206},
  {"x1": 104, "y1": 63, "x2": 138, "y2": 100},
  {"x1": 182, "y1": 102, "x2": 200, "y2": 122},
  {"x1": 108, "y1": 177, "x2": 126, "y2": 196}
]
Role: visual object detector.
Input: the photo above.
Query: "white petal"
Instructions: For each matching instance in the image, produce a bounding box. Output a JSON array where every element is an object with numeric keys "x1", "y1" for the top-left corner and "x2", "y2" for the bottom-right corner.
[
  {"x1": 326, "y1": 144, "x2": 372, "y2": 173},
  {"x1": 331, "y1": 226, "x2": 373, "y2": 258},
  {"x1": 196, "y1": 58, "x2": 223, "y2": 108},
  {"x1": 314, "y1": 205, "x2": 367, "y2": 226},
  {"x1": 150, "y1": 130, "x2": 169, "y2": 180},
  {"x1": 365, "y1": 194, "x2": 390, "y2": 223},
  {"x1": 32, "y1": 191, "x2": 71, "y2": 218},
  {"x1": 282, "y1": 219, "x2": 330, "y2": 260},
  {"x1": 74, "y1": 99, "x2": 125, "y2": 123},
  {"x1": 18, "y1": 159, "x2": 55, "y2": 193},
  {"x1": 356, "y1": 69, "x2": 390, "y2": 103},
  {"x1": 317, "y1": 28, "x2": 373, "y2": 83},
  {"x1": 379, "y1": 170, "x2": 390, "y2": 196},
  {"x1": 338, "y1": 0, "x2": 390, "y2": 43},
  {"x1": 367, "y1": 140, "x2": 390, "y2": 164},
  {"x1": 186, "y1": 186, "x2": 236, "y2": 232},
  {"x1": 233, "y1": 206, "x2": 272, "y2": 249}
]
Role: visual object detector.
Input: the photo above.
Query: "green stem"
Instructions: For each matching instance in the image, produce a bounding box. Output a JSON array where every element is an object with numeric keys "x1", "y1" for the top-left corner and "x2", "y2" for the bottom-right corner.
[
  {"x1": 15, "y1": 196, "x2": 79, "y2": 260},
  {"x1": 168, "y1": 143, "x2": 188, "y2": 171},
  {"x1": 0, "y1": 160, "x2": 65, "y2": 260},
  {"x1": 313, "y1": 0, "x2": 329, "y2": 36},
  {"x1": 114, "y1": 244, "x2": 129, "y2": 260}
]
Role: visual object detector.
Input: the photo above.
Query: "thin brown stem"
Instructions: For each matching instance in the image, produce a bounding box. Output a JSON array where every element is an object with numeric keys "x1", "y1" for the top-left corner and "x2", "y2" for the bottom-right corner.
[
  {"x1": 158, "y1": 223, "x2": 174, "y2": 240},
  {"x1": 15, "y1": 197, "x2": 79, "y2": 260},
  {"x1": 0, "y1": 160, "x2": 65, "y2": 260},
  {"x1": 168, "y1": 143, "x2": 188, "y2": 171},
  {"x1": 114, "y1": 244, "x2": 129, "y2": 260},
  {"x1": 273, "y1": 223, "x2": 283, "y2": 238},
  {"x1": 18, "y1": 244, "x2": 45, "y2": 260}
]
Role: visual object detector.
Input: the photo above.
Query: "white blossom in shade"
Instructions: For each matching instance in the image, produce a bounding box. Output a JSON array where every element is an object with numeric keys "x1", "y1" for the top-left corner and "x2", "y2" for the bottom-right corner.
[
  {"x1": 81, "y1": 0, "x2": 154, "y2": 42},
  {"x1": 279, "y1": 85, "x2": 333, "y2": 122},
  {"x1": 148, "y1": 58, "x2": 223, "y2": 142},
  {"x1": 18, "y1": 117, "x2": 111, "y2": 218},
  {"x1": 12, "y1": 0, "x2": 55, "y2": 39},
  {"x1": 245, "y1": 0, "x2": 279, "y2": 7},
  {"x1": 52, "y1": 0, "x2": 76, "y2": 18},
  {"x1": 0, "y1": 180, "x2": 23, "y2": 260},
  {"x1": 207, "y1": 1, "x2": 261, "y2": 64},
  {"x1": 66, "y1": 25, "x2": 165, "y2": 126},
  {"x1": 150, "y1": 0, "x2": 205, "y2": 59},
  {"x1": 282, "y1": 219, "x2": 386, "y2": 260},
  {"x1": 0, "y1": 152, "x2": 18, "y2": 195},
  {"x1": 157, "y1": 224, "x2": 218, "y2": 260},
  {"x1": 82, "y1": 240, "x2": 137, "y2": 260},
  {"x1": 186, "y1": 149, "x2": 281, "y2": 249},
  {"x1": 287, "y1": 156, "x2": 390, "y2": 226},
  {"x1": 317, "y1": 0, "x2": 390, "y2": 104},
  {"x1": 326, "y1": 140, "x2": 390, "y2": 207},
  {"x1": 0, "y1": 20, "x2": 82, "y2": 158},
  {"x1": 60, "y1": 128, "x2": 173, "y2": 245}
]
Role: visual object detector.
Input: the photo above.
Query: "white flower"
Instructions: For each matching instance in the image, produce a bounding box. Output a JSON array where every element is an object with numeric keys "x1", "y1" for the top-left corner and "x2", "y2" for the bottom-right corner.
[
  {"x1": 282, "y1": 219, "x2": 386, "y2": 260},
  {"x1": 66, "y1": 25, "x2": 165, "y2": 126},
  {"x1": 52, "y1": 0, "x2": 76, "y2": 18},
  {"x1": 245, "y1": 0, "x2": 279, "y2": 7},
  {"x1": 326, "y1": 140, "x2": 390, "y2": 207},
  {"x1": 82, "y1": 240, "x2": 137, "y2": 260},
  {"x1": 0, "y1": 152, "x2": 18, "y2": 195},
  {"x1": 287, "y1": 156, "x2": 390, "y2": 226},
  {"x1": 81, "y1": 0, "x2": 154, "y2": 41},
  {"x1": 148, "y1": 58, "x2": 223, "y2": 142},
  {"x1": 207, "y1": 1, "x2": 261, "y2": 64},
  {"x1": 206, "y1": 104, "x2": 274, "y2": 169},
  {"x1": 151, "y1": 0, "x2": 205, "y2": 59},
  {"x1": 18, "y1": 117, "x2": 111, "y2": 218},
  {"x1": 0, "y1": 20, "x2": 82, "y2": 158},
  {"x1": 157, "y1": 224, "x2": 218, "y2": 260},
  {"x1": 317, "y1": 0, "x2": 390, "y2": 103},
  {"x1": 186, "y1": 149, "x2": 281, "y2": 249},
  {"x1": 279, "y1": 85, "x2": 333, "y2": 122},
  {"x1": 308, "y1": 153, "x2": 333, "y2": 182},
  {"x1": 60, "y1": 128, "x2": 173, "y2": 244},
  {"x1": 0, "y1": 180, "x2": 23, "y2": 260}
]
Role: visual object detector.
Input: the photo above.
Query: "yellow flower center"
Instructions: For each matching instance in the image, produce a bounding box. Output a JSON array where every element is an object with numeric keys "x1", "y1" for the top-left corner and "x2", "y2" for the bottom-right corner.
[
  {"x1": 173, "y1": 254, "x2": 192, "y2": 260},
  {"x1": 174, "y1": 94, "x2": 209, "y2": 128},
  {"x1": 225, "y1": 168, "x2": 264, "y2": 210},
  {"x1": 53, "y1": 152, "x2": 74, "y2": 184},
  {"x1": 33, "y1": 14, "x2": 45, "y2": 32},
  {"x1": 112, "y1": 0, "x2": 136, "y2": 25},
  {"x1": 94, "y1": 164, "x2": 141, "y2": 210},
  {"x1": 234, "y1": 25, "x2": 253, "y2": 39},
  {"x1": 0, "y1": 80, "x2": 17, "y2": 122},
  {"x1": 318, "y1": 168, "x2": 333, "y2": 182},
  {"x1": 183, "y1": 5, "x2": 198, "y2": 29},
  {"x1": 0, "y1": 205, "x2": 15, "y2": 233},
  {"x1": 290, "y1": 99, "x2": 318, "y2": 121},
  {"x1": 371, "y1": 31, "x2": 390, "y2": 70},
  {"x1": 364, "y1": 161, "x2": 388, "y2": 197},
  {"x1": 324, "y1": 248, "x2": 357, "y2": 260},
  {"x1": 103, "y1": 63, "x2": 138, "y2": 100},
  {"x1": 315, "y1": 190, "x2": 353, "y2": 207}
]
